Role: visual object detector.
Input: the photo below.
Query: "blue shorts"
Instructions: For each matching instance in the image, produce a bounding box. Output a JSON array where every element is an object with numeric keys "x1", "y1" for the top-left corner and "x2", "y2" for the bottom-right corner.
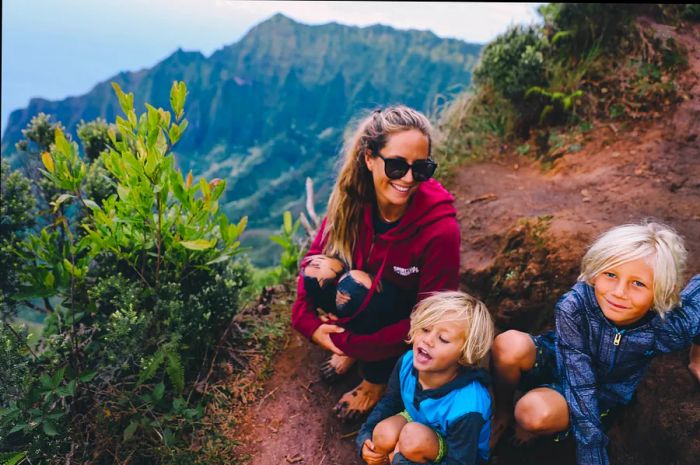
[
  {"x1": 518, "y1": 330, "x2": 562, "y2": 394},
  {"x1": 518, "y1": 330, "x2": 615, "y2": 440}
]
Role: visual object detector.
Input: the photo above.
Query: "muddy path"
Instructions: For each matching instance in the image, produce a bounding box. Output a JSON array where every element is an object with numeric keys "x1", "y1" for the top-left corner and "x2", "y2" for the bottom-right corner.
[{"x1": 233, "y1": 20, "x2": 700, "y2": 465}]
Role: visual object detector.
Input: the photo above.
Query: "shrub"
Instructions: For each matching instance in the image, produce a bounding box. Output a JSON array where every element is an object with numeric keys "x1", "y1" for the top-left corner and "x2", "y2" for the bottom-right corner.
[
  {"x1": 1, "y1": 81, "x2": 250, "y2": 463},
  {"x1": 473, "y1": 25, "x2": 548, "y2": 102}
]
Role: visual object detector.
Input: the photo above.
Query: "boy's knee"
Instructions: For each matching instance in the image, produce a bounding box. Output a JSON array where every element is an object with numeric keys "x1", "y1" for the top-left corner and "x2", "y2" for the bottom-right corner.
[
  {"x1": 493, "y1": 330, "x2": 534, "y2": 367},
  {"x1": 514, "y1": 395, "x2": 557, "y2": 433},
  {"x1": 372, "y1": 416, "x2": 404, "y2": 452},
  {"x1": 397, "y1": 423, "x2": 437, "y2": 463}
]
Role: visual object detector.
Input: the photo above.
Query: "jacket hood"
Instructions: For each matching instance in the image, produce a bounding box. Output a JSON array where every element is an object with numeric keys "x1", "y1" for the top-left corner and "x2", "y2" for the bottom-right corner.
[{"x1": 363, "y1": 179, "x2": 456, "y2": 242}]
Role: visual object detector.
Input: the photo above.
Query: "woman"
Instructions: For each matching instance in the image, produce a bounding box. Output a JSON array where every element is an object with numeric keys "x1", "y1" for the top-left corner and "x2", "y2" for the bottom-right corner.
[{"x1": 291, "y1": 106, "x2": 460, "y2": 420}]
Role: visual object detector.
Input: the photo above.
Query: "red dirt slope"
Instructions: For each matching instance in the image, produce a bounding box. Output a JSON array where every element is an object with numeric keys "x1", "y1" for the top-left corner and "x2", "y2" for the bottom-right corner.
[{"x1": 233, "y1": 19, "x2": 699, "y2": 465}]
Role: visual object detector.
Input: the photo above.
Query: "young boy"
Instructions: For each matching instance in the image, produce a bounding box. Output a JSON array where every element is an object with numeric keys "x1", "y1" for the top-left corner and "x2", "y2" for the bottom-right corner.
[
  {"x1": 357, "y1": 291, "x2": 495, "y2": 464},
  {"x1": 491, "y1": 222, "x2": 700, "y2": 465}
]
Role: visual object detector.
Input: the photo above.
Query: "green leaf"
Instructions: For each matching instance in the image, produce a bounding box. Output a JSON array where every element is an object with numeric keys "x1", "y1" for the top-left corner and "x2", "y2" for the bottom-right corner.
[
  {"x1": 42, "y1": 420, "x2": 59, "y2": 436},
  {"x1": 179, "y1": 239, "x2": 216, "y2": 250},
  {"x1": 165, "y1": 351, "x2": 185, "y2": 393},
  {"x1": 79, "y1": 371, "x2": 97, "y2": 382},
  {"x1": 43, "y1": 272, "x2": 55, "y2": 288},
  {"x1": 54, "y1": 127, "x2": 72, "y2": 157},
  {"x1": 51, "y1": 367, "x2": 66, "y2": 389},
  {"x1": 123, "y1": 421, "x2": 138, "y2": 442},
  {"x1": 0, "y1": 451, "x2": 26, "y2": 465},
  {"x1": 39, "y1": 374, "x2": 52, "y2": 390},
  {"x1": 153, "y1": 382, "x2": 165, "y2": 401},
  {"x1": 117, "y1": 185, "x2": 130, "y2": 201},
  {"x1": 83, "y1": 199, "x2": 100, "y2": 210},
  {"x1": 51, "y1": 193, "x2": 75, "y2": 212},
  {"x1": 8, "y1": 423, "x2": 28, "y2": 435},
  {"x1": 206, "y1": 254, "x2": 231, "y2": 265},
  {"x1": 269, "y1": 235, "x2": 287, "y2": 247},
  {"x1": 168, "y1": 124, "x2": 181, "y2": 145},
  {"x1": 66, "y1": 379, "x2": 77, "y2": 396},
  {"x1": 112, "y1": 82, "x2": 134, "y2": 115},
  {"x1": 283, "y1": 211, "x2": 292, "y2": 234},
  {"x1": 138, "y1": 350, "x2": 165, "y2": 384}
]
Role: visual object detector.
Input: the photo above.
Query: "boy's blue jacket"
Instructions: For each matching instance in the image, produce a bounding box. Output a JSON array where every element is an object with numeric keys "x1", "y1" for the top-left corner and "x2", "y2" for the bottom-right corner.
[
  {"x1": 554, "y1": 275, "x2": 700, "y2": 465},
  {"x1": 357, "y1": 350, "x2": 491, "y2": 465}
]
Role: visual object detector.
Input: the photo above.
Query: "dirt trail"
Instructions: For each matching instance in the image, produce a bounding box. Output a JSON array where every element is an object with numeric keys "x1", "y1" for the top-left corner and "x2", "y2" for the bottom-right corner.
[
  {"x1": 234, "y1": 331, "x2": 364, "y2": 465},
  {"x1": 234, "y1": 20, "x2": 699, "y2": 465}
]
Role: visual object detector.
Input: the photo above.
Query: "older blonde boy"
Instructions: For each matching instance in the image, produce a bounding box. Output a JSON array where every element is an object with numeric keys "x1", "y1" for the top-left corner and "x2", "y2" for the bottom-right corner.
[{"x1": 491, "y1": 222, "x2": 700, "y2": 465}]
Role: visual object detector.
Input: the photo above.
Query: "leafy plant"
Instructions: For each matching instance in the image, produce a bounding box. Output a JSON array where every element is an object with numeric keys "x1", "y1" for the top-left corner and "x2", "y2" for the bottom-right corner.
[
  {"x1": 269, "y1": 210, "x2": 302, "y2": 280},
  {"x1": 1, "y1": 81, "x2": 251, "y2": 464}
]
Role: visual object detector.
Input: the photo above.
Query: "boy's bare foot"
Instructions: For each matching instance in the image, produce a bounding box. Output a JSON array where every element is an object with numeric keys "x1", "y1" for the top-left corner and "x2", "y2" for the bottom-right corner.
[
  {"x1": 333, "y1": 379, "x2": 386, "y2": 422},
  {"x1": 689, "y1": 361, "x2": 700, "y2": 384},
  {"x1": 320, "y1": 354, "x2": 356, "y2": 383},
  {"x1": 490, "y1": 410, "x2": 513, "y2": 448},
  {"x1": 689, "y1": 344, "x2": 700, "y2": 384},
  {"x1": 512, "y1": 424, "x2": 538, "y2": 446}
]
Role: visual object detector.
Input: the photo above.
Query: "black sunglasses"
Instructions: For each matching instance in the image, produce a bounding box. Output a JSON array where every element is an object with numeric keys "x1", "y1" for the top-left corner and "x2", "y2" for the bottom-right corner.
[{"x1": 375, "y1": 153, "x2": 437, "y2": 182}]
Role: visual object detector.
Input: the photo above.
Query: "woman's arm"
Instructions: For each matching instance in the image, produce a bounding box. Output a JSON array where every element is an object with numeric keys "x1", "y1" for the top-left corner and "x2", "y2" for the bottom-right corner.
[{"x1": 555, "y1": 292, "x2": 609, "y2": 465}]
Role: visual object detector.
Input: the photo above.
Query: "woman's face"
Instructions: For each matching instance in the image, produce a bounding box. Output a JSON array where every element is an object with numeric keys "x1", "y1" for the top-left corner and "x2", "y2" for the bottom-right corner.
[{"x1": 364, "y1": 129, "x2": 430, "y2": 221}]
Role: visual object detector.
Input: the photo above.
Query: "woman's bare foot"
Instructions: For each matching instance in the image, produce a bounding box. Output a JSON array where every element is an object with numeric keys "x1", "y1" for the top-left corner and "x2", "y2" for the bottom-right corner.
[
  {"x1": 333, "y1": 379, "x2": 386, "y2": 422},
  {"x1": 320, "y1": 354, "x2": 356, "y2": 382}
]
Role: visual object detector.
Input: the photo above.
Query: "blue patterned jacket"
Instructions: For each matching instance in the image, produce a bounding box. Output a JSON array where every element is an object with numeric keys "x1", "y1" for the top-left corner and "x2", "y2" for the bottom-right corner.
[{"x1": 554, "y1": 275, "x2": 700, "y2": 465}]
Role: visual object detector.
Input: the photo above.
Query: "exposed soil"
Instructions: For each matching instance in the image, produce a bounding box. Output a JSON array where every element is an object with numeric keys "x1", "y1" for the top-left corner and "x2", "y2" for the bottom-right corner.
[{"x1": 233, "y1": 20, "x2": 699, "y2": 465}]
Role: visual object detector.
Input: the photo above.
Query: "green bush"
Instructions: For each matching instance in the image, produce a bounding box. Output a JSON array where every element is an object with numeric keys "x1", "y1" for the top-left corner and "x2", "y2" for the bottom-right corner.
[
  {"x1": 473, "y1": 25, "x2": 548, "y2": 102},
  {"x1": 1, "y1": 81, "x2": 251, "y2": 463}
]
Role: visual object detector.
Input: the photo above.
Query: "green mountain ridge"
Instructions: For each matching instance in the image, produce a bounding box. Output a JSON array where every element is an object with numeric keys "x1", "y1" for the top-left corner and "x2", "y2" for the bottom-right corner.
[{"x1": 1, "y1": 13, "x2": 482, "y2": 265}]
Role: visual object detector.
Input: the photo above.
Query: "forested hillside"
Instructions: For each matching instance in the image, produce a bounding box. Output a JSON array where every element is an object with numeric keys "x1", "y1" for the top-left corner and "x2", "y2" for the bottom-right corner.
[{"x1": 2, "y1": 13, "x2": 481, "y2": 265}]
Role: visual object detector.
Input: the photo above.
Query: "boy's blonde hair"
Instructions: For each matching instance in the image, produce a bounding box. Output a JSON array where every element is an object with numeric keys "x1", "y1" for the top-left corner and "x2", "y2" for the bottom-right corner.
[
  {"x1": 408, "y1": 291, "x2": 494, "y2": 366},
  {"x1": 578, "y1": 221, "x2": 687, "y2": 314}
]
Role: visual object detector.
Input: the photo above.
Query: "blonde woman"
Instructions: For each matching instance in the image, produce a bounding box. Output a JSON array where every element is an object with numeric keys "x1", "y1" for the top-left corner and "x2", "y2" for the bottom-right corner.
[{"x1": 291, "y1": 106, "x2": 460, "y2": 420}]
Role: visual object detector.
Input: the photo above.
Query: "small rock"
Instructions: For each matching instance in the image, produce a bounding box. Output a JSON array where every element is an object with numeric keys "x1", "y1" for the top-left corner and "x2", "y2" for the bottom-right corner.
[{"x1": 611, "y1": 151, "x2": 620, "y2": 158}]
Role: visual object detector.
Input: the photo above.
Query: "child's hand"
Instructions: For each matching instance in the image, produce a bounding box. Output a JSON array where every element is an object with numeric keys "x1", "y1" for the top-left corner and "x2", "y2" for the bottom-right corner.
[
  {"x1": 361, "y1": 439, "x2": 389, "y2": 465},
  {"x1": 689, "y1": 344, "x2": 700, "y2": 384}
]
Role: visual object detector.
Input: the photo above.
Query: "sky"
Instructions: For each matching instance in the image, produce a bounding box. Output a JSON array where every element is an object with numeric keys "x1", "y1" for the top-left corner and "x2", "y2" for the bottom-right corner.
[{"x1": 1, "y1": 1, "x2": 543, "y2": 135}]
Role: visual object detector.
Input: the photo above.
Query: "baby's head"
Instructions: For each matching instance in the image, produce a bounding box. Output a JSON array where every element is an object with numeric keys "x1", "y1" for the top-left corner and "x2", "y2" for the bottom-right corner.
[
  {"x1": 578, "y1": 222, "x2": 687, "y2": 319},
  {"x1": 408, "y1": 291, "x2": 494, "y2": 368}
]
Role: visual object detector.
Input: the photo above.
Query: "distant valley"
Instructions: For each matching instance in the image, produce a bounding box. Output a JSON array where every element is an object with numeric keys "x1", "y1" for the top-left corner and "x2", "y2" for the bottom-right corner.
[{"x1": 1, "y1": 13, "x2": 482, "y2": 265}]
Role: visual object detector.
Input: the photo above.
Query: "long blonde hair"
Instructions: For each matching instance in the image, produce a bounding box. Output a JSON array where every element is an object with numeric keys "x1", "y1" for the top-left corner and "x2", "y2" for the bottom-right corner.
[{"x1": 323, "y1": 106, "x2": 433, "y2": 265}]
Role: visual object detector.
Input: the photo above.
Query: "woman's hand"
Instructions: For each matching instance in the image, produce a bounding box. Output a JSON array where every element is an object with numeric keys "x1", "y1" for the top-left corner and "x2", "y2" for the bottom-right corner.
[
  {"x1": 361, "y1": 439, "x2": 389, "y2": 465},
  {"x1": 311, "y1": 323, "x2": 346, "y2": 356}
]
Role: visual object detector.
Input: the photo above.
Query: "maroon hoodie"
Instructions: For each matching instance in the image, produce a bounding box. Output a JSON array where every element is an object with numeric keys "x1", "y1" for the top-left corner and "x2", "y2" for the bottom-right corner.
[{"x1": 291, "y1": 179, "x2": 460, "y2": 362}]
